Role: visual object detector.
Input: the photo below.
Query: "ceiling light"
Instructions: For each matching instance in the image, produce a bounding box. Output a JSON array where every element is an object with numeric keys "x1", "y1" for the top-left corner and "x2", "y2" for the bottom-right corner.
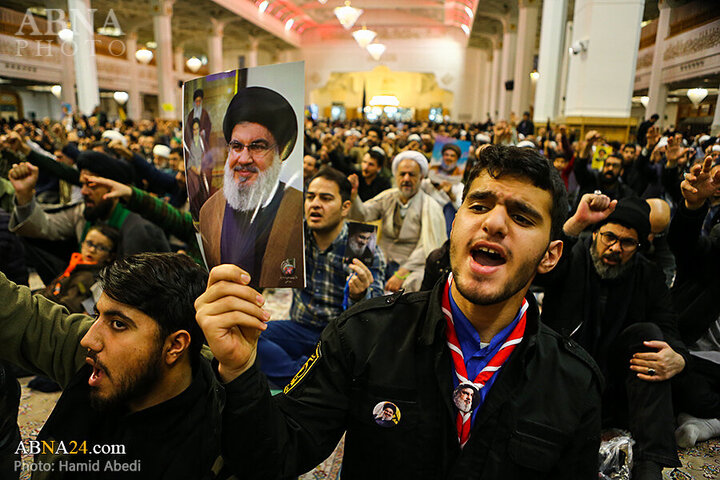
[
  {"x1": 285, "y1": 18, "x2": 294, "y2": 31},
  {"x1": 464, "y1": 6, "x2": 473, "y2": 17},
  {"x1": 58, "y1": 28, "x2": 73, "y2": 43},
  {"x1": 640, "y1": 96, "x2": 649, "y2": 108},
  {"x1": 135, "y1": 48, "x2": 153, "y2": 64},
  {"x1": 369, "y1": 95, "x2": 399, "y2": 106},
  {"x1": 186, "y1": 57, "x2": 202, "y2": 72},
  {"x1": 687, "y1": 88, "x2": 708, "y2": 106},
  {"x1": 461, "y1": 24, "x2": 470, "y2": 36},
  {"x1": 51, "y1": 85, "x2": 62, "y2": 98},
  {"x1": 335, "y1": 1, "x2": 363, "y2": 30},
  {"x1": 366, "y1": 43, "x2": 386, "y2": 61},
  {"x1": 352, "y1": 26, "x2": 376, "y2": 48},
  {"x1": 530, "y1": 71, "x2": 539, "y2": 81},
  {"x1": 258, "y1": 1, "x2": 269, "y2": 13},
  {"x1": 113, "y1": 91, "x2": 129, "y2": 104}
]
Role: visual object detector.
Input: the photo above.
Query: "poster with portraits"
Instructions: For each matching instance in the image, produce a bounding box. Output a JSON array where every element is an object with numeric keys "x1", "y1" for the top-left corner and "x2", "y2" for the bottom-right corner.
[
  {"x1": 428, "y1": 135, "x2": 471, "y2": 183},
  {"x1": 344, "y1": 222, "x2": 378, "y2": 266},
  {"x1": 182, "y1": 62, "x2": 305, "y2": 289},
  {"x1": 591, "y1": 144, "x2": 613, "y2": 171}
]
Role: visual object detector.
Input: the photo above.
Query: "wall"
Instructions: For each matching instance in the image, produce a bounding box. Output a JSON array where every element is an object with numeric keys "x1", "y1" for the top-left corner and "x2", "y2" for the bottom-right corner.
[
  {"x1": 300, "y1": 34, "x2": 470, "y2": 120},
  {"x1": 17, "y1": 89, "x2": 62, "y2": 120}
]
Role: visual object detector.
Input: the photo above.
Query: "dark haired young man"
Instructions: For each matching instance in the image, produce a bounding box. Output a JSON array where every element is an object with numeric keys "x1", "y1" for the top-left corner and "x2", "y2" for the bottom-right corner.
[
  {"x1": 354, "y1": 147, "x2": 391, "y2": 202},
  {"x1": 197, "y1": 145, "x2": 602, "y2": 479},
  {"x1": 0, "y1": 253, "x2": 227, "y2": 479},
  {"x1": 255, "y1": 167, "x2": 386, "y2": 387}
]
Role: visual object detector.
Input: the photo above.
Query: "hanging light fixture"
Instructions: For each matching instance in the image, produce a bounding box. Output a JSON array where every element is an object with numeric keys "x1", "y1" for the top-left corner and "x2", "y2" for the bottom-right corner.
[
  {"x1": 335, "y1": 1, "x2": 363, "y2": 30},
  {"x1": 530, "y1": 71, "x2": 539, "y2": 82},
  {"x1": 352, "y1": 26, "x2": 376, "y2": 48},
  {"x1": 318, "y1": 0, "x2": 327, "y2": 4},
  {"x1": 285, "y1": 18, "x2": 294, "y2": 31},
  {"x1": 366, "y1": 42, "x2": 386, "y2": 61},
  {"x1": 135, "y1": 48, "x2": 153, "y2": 64},
  {"x1": 461, "y1": 24, "x2": 470, "y2": 36},
  {"x1": 258, "y1": 1, "x2": 269, "y2": 13},
  {"x1": 113, "y1": 91, "x2": 129, "y2": 104},
  {"x1": 57, "y1": 27, "x2": 73, "y2": 43},
  {"x1": 640, "y1": 96, "x2": 649, "y2": 108},
  {"x1": 464, "y1": 6, "x2": 473, "y2": 18},
  {"x1": 687, "y1": 88, "x2": 708, "y2": 106},
  {"x1": 51, "y1": 85, "x2": 62, "y2": 99},
  {"x1": 186, "y1": 57, "x2": 202, "y2": 72}
]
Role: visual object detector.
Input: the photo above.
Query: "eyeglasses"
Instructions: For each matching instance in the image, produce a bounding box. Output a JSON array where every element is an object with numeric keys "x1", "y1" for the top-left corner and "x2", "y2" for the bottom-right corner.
[
  {"x1": 598, "y1": 231, "x2": 639, "y2": 251},
  {"x1": 83, "y1": 239, "x2": 111, "y2": 253},
  {"x1": 227, "y1": 140, "x2": 275, "y2": 158}
]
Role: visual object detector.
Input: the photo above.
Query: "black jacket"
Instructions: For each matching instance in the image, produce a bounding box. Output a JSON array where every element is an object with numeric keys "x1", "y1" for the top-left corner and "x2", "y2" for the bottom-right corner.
[
  {"x1": 536, "y1": 235, "x2": 689, "y2": 368},
  {"x1": 35, "y1": 360, "x2": 225, "y2": 480},
  {"x1": 668, "y1": 203, "x2": 720, "y2": 345},
  {"x1": 221, "y1": 279, "x2": 603, "y2": 479}
]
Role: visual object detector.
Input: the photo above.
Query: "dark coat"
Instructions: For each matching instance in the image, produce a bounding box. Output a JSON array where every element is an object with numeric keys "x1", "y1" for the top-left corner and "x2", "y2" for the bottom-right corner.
[
  {"x1": 668, "y1": 203, "x2": 720, "y2": 345},
  {"x1": 221, "y1": 280, "x2": 603, "y2": 479},
  {"x1": 536, "y1": 235, "x2": 688, "y2": 367}
]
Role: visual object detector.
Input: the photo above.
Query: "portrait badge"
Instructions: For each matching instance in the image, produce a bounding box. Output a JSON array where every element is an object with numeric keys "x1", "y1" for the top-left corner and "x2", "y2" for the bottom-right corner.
[
  {"x1": 452, "y1": 383, "x2": 480, "y2": 414},
  {"x1": 373, "y1": 401, "x2": 401, "y2": 428}
]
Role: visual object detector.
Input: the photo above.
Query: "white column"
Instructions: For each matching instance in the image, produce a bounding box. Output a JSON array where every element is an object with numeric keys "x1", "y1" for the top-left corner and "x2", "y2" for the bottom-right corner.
[
  {"x1": 68, "y1": 0, "x2": 99, "y2": 115},
  {"x1": 564, "y1": 0, "x2": 644, "y2": 118},
  {"x1": 59, "y1": 41, "x2": 77, "y2": 111},
  {"x1": 152, "y1": 0, "x2": 176, "y2": 119},
  {"x1": 174, "y1": 46, "x2": 184, "y2": 73},
  {"x1": 511, "y1": 0, "x2": 539, "y2": 117},
  {"x1": 247, "y1": 36, "x2": 259, "y2": 68},
  {"x1": 498, "y1": 20, "x2": 517, "y2": 121},
  {"x1": 558, "y1": 20, "x2": 573, "y2": 117},
  {"x1": 489, "y1": 44, "x2": 502, "y2": 121},
  {"x1": 533, "y1": 0, "x2": 568, "y2": 124},
  {"x1": 645, "y1": 1, "x2": 671, "y2": 126},
  {"x1": 482, "y1": 47, "x2": 495, "y2": 122},
  {"x1": 208, "y1": 18, "x2": 224, "y2": 73},
  {"x1": 125, "y1": 32, "x2": 141, "y2": 120},
  {"x1": 711, "y1": 84, "x2": 720, "y2": 136}
]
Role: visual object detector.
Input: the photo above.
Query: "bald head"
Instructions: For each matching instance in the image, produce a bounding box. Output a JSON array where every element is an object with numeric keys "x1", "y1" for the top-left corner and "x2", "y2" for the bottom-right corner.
[{"x1": 646, "y1": 198, "x2": 671, "y2": 235}]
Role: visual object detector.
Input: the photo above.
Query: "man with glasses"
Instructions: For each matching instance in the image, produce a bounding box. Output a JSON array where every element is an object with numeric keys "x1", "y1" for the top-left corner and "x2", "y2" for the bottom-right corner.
[
  {"x1": 536, "y1": 194, "x2": 688, "y2": 480},
  {"x1": 198, "y1": 86, "x2": 303, "y2": 288}
]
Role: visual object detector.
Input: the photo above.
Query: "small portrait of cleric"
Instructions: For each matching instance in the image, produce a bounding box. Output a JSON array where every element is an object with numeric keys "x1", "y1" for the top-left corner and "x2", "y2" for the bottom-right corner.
[
  {"x1": 453, "y1": 383, "x2": 480, "y2": 414},
  {"x1": 345, "y1": 221, "x2": 377, "y2": 266},
  {"x1": 196, "y1": 81, "x2": 305, "y2": 289}
]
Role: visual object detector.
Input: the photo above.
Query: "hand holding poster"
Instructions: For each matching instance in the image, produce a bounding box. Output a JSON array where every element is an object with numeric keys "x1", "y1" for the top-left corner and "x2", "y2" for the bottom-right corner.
[
  {"x1": 183, "y1": 62, "x2": 306, "y2": 288},
  {"x1": 428, "y1": 135, "x2": 471, "y2": 184}
]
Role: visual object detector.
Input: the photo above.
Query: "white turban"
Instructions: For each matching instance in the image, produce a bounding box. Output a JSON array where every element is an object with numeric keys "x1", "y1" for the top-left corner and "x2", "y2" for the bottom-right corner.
[
  {"x1": 153, "y1": 144, "x2": 171, "y2": 158},
  {"x1": 101, "y1": 130, "x2": 127, "y2": 147},
  {"x1": 475, "y1": 133, "x2": 491, "y2": 144},
  {"x1": 392, "y1": 150, "x2": 429, "y2": 178},
  {"x1": 516, "y1": 140, "x2": 536, "y2": 148}
]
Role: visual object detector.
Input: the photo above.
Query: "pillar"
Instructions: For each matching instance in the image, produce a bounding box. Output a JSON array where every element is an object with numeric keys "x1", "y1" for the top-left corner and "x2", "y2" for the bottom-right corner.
[
  {"x1": 208, "y1": 18, "x2": 224, "y2": 73},
  {"x1": 59, "y1": 31, "x2": 77, "y2": 112},
  {"x1": 711, "y1": 84, "x2": 720, "y2": 136},
  {"x1": 497, "y1": 20, "x2": 517, "y2": 121},
  {"x1": 67, "y1": 0, "x2": 100, "y2": 115},
  {"x1": 564, "y1": 0, "x2": 644, "y2": 118},
  {"x1": 152, "y1": 0, "x2": 177, "y2": 119},
  {"x1": 489, "y1": 44, "x2": 502, "y2": 121},
  {"x1": 558, "y1": 20, "x2": 573, "y2": 117},
  {"x1": 125, "y1": 32, "x2": 141, "y2": 120},
  {"x1": 533, "y1": 0, "x2": 568, "y2": 124},
  {"x1": 174, "y1": 46, "x2": 184, "y2": 73},
  {"x1": 247, "y1": 36, "x2": 259, "y2": 68},
  {"x1": 645, "y1": 1, "x2": 671, "y2": 127},
  {"x1": 511, "y1": 0, "x2": 539, "y2": 118},
  {"x1": 482, "y1": 47, "x2": 495, "y2": 121}
]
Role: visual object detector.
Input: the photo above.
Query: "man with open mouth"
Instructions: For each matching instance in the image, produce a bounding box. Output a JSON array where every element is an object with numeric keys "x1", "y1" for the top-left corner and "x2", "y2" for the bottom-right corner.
[
  {"x1": 197, "y1": 144, "x2": 603, "y2": 479},
  {"x1": 0, "y1": 253, "x2": 231, "y2": 479}
]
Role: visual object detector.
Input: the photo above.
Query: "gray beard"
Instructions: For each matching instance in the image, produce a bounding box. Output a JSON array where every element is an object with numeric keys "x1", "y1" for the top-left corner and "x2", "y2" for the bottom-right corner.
[
  {"x1": 223, "y1": 155, "x2": 282, "y2": 212},
  {"x1": 589, "y1": 243, "x2": 632, "y2": 280}
]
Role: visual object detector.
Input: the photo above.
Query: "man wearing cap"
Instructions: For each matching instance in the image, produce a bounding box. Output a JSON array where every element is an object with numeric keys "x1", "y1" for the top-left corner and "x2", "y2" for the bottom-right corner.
[
  {"x1": 536, "y1": 193, "x2": 688, "y2": 480},
  {"x1": 8, "y1": 152, "x2": 170, "y2": 280},
  {"x1": 185, "y1": 88, "x2": 212, "y2": 148},
  {"x1": 198, "y1": 86, "x2": 303, "y2": 288},
  {"x1": 348, "y1": 150, "x2": 446, "y2": 292}
]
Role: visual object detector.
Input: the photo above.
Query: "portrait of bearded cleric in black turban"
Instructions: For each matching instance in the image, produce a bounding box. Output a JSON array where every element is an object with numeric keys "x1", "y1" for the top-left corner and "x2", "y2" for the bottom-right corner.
[{"x1": 184, "y1": 63, "x2": 305, "y2": 289}]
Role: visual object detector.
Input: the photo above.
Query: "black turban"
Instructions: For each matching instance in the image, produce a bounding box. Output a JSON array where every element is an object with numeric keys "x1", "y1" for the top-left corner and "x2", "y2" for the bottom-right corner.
[
  {"x1": 76, "y1": 151, "x2": 133, "y2": 185},
  {"x1": 193, "y1": 89, "x2": 204, "y2": 101},
  {"x1": 598, "y1": 197, "x2": 651, "y2": 246},
  {"x1": 222, "y1": 86, "x2": 298, "y2": 161}
]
